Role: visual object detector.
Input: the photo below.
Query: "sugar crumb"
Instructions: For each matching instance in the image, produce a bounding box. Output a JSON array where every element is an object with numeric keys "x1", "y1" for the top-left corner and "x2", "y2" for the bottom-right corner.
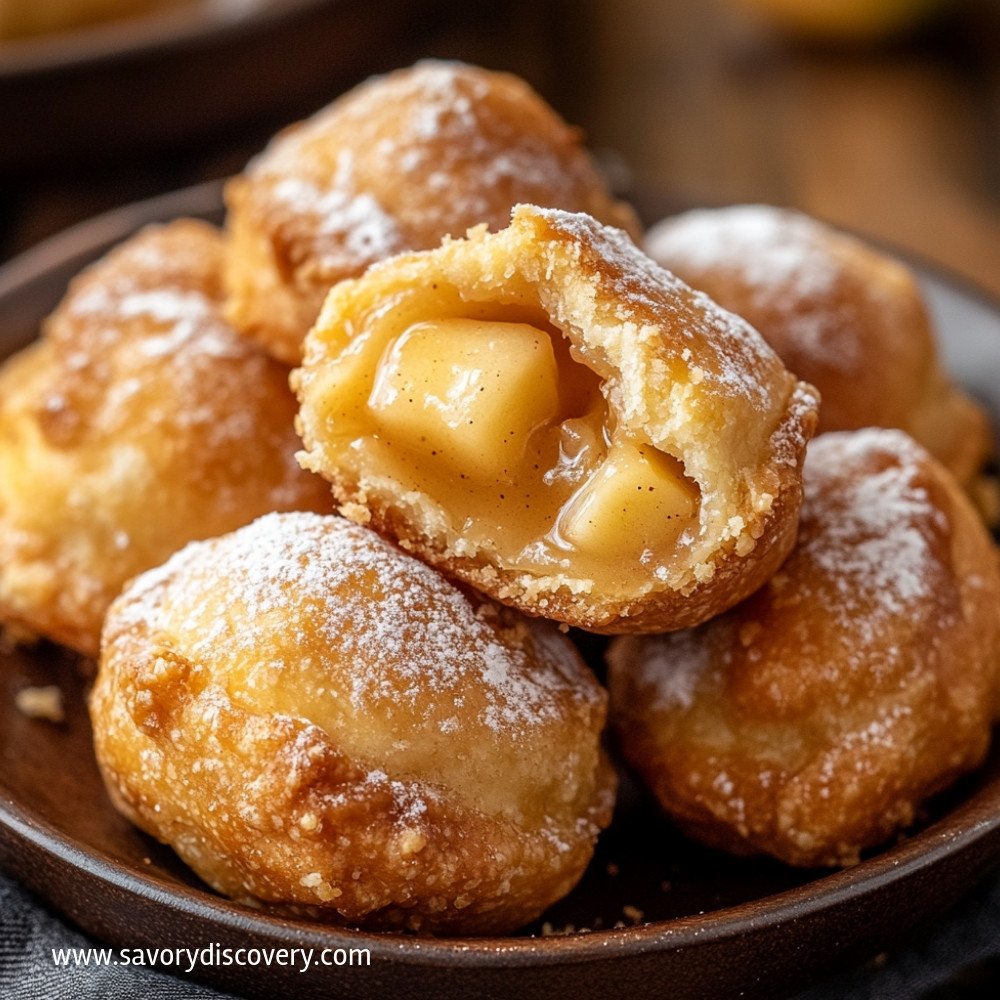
[{"x1": 15, "y1": 685, "x2": 65, "y2": 723}]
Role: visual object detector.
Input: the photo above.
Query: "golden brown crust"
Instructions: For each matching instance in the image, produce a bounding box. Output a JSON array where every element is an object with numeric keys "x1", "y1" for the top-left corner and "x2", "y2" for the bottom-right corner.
[
  {"x1": 0, "y1": 220, "x2": 331, "y2": 657},
  {"x1": 646, "y1": 205, "x2": 994, "y2": 486},
  {"x1": 89, "y1": 512, "x2": 616, "y2": 934},
  {"x1": 296, "y1": 204, "x2": 819, "y2": 633},
  {"x1": 225, "y1": 60, "x2": 641, "y2": 365},
  {"x1": 608, "y1": 429, "x2": 1000, "y2": 867}
]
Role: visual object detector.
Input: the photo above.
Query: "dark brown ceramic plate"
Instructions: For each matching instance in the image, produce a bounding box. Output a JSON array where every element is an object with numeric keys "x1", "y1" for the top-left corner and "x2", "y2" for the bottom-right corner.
[{"x1": 1, "y1": 181, "x2": 1000, "y2": 1000}]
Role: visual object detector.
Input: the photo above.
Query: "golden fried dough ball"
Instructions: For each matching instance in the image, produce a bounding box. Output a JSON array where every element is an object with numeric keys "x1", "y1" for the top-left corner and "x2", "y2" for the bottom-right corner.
[
  {"x1": 0, "y1": 221, "x2": 330, "y2": 657},
  {"x1": 608, "y1": 429, "x2": 1000, "y2": 867},
  {"x1": 646, "y1": 205, "x2": 993, "y2": 486},
  {"x1": 225, "y1": 60, "x2": 641, "y2": 364},
  {"x1": 90, "y1": 512, "x2": 616, "y2": 934},
  {"x1": 295, "y1": 204, "x2": 819, "y2": 634}
]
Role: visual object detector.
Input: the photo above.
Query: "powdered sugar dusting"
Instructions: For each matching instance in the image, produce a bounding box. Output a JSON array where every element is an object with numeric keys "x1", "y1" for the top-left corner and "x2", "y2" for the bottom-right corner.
[
  {"x1": 66, "y1": 285, "x2": 243, "y2": 361},
  {"x1": 44, "y1": 223, "x2": 310, "y2": 483},
  {"x1": 122, "y1": 513, "x2": 595, "y2": 737},
  {"x1": 21, "y1": 221, "x2": 327, "y2": 551},
  {"x1": 365, "y1": 61, "x2": 594, "y2": 226},
  {"x1": 269, "y1": 151, "x2": 404, "y2": 272},
  {"x1": 635, "y1": 629, "x2": 718, "y2": 711},
  {"x1": 646, "y1": 205, "x2": 855, "y2": 370},
  {"x1": 533, "y1": 206, "x2": 783, "y2": 412},
  {"x1": 253, "y1": 60, "x2": 611, "y2": 268},
  {"x1": 800, "y1": 429, "x2": 946, "y2": 640},
  {"x1": 407, "y1": 64, "x2": 486, "y2": 141},
  {"x1": 610, "y1": 624, "x2": 730, "y2": 714}
]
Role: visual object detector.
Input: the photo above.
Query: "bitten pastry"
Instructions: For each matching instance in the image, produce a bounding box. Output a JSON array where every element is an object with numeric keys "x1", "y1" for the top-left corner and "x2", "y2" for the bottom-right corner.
[
  {"x1": 225, "y1": 59, "x2": 640, "y2": 364},
  {"x1": 646, "y1": 205, "x2": 993, "y2": 486},
  {"x1": 295, "y1": 204, "x2": 820, "y2": 634},
  {"x1": 90, "y1": 512, "x2": 616, "y2": 934},
  {"x1": 608, "y1": 429, "x2": 1000, "y2": 868},
  {"x1": 0, "y1": 221, "x2": 330, "y2": 657}
]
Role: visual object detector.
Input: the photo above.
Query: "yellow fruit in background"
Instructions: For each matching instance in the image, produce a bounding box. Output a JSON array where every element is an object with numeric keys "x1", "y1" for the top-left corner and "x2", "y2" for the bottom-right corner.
[{"x1": 730, "y1": 0, "x2": 951, "y2": 42}]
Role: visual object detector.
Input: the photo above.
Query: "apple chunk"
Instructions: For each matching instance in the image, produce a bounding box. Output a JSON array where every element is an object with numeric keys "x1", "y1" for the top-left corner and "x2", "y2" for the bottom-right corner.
[
  {"x1": 368, "y1": 319, "x2": 560, "y2": 478},
  {"x1": 557, "y1": 441, "x2": 698, "y2": 557}
]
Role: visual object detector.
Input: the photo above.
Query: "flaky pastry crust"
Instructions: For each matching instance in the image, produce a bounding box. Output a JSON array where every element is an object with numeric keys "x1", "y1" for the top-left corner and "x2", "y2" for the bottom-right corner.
[
  {"x1": 0, "y1": 221, "x2": 330, "y2": 657},
  {"x1": 296, "y1": 204, "x2": 819, "y2": 633},
  {"x1": 608, "y1": 429, "x2": 1000, "y2": 867},
  {"x1": 224, "y1": 60, "x2": 641, "y2": 364},
  {"x1": 90, "y1": 512, "x2": 615, "y2": 934},
  {"x1": 646, "y1": 205, "x2": 993, "y2": 486}
]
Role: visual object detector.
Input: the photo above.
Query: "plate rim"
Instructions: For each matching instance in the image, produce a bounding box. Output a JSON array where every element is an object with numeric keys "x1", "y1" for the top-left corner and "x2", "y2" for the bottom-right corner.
[{"x1": 5, "y1": 755, "x2": 1000, "y2": 966}]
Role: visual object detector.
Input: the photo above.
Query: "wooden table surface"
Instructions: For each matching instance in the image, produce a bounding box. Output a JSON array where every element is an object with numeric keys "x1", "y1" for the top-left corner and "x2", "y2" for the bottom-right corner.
[{"x1": 564, "y1": 0, "x2": 1000, "y2": 299}]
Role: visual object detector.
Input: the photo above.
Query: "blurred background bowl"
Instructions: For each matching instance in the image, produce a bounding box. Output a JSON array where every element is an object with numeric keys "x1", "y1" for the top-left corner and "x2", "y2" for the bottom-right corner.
[
  {"x1": 0, "y1": 0, "x2": 478, "y2": 174},
  {"x1": 0, "y1": 0, "x2": 565, "y2": 261}
]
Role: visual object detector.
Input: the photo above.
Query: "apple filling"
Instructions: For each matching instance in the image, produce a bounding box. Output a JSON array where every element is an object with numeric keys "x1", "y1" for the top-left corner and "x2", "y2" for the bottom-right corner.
[{"x1": 310, "y1": 294, "x2": 700, "y2": 592}]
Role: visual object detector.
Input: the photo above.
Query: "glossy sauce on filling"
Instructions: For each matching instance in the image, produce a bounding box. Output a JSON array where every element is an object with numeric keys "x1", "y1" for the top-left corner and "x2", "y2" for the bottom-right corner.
[{"x1": 312, "y1": 287, "x2": 700, "y2": 590}]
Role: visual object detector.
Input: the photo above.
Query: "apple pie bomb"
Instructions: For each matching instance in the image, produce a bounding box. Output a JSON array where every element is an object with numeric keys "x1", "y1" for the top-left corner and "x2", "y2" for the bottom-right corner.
[
  {"x1": 91, "y1": 513, "x2": 615, "y2": 934},
  {"x1": 224, "y1": 60, "x2": 640, "y2": 365},
  {"x1": 608, "y1": 430, "x2": 1000, "y2": 868},
  {"x1": 295, "y1": 204, "x2": 820, "y2": 633},
  {"x1": 0, "y1": 221, "x2": 330, "y2": 657}
]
